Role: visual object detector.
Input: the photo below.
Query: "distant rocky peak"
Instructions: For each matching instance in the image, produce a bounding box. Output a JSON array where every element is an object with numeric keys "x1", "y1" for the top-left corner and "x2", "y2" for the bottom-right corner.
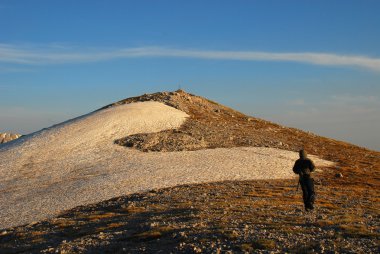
[{"x1": 0, "y1": 132, "x2": 21, "y2": 144}]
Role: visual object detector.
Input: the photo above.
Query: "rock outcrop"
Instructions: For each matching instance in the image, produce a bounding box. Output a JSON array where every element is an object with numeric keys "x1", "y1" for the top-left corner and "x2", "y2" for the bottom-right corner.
[{"x1": 0, "y1": 132, "x2": 21, "y2": 144}]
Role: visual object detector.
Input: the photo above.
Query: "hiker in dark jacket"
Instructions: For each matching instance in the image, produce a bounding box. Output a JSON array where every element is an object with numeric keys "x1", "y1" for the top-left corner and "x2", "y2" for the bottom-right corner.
[{"x1": 293, "y1": 149, "x2": 316, "y2": 211}]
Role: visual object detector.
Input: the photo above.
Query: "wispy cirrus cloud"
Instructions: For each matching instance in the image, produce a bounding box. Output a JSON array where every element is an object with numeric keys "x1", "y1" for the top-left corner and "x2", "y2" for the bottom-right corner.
[
  {"x1": 0, "y1": 66, "x2": 35, "y2": 73},
  {"x1": 1, "y1": 44, "x2": 380, "y2": 72},
  {"x1": 284, "y1": 94, "x2": 380, "y2": 124},
  {"x1": 331, "y1": 94, "x2": 379, "y2": 104},
  {"x1": 288, "y1": 99, "x2": 305, "y2": 106}
]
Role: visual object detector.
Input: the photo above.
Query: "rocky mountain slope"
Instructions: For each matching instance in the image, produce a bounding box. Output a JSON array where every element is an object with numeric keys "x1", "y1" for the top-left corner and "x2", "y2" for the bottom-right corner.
[
  {"x1": 0, "y1": 90, "x2": 379, "y2": 253},
  {"x1": 0, "y1": 132, "x2": 21, "y2": 144}
]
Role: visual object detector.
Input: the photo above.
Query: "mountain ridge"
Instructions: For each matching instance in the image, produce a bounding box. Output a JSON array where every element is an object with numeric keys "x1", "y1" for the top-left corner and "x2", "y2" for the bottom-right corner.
[
  {"x1": 0, "y1": 90, "x2": 379, "y2": 253},
  {"x1": 105, "y1": 90, "x2": 376, "y2": 158}
]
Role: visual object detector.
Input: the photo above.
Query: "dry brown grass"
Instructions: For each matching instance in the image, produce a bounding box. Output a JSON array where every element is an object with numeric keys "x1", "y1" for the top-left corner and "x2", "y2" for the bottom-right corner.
[
  {"x1": 106, "y1": 222, "x2": 125, "y2": 229},
  {"x1": 123, "y1": 206, "x2": 146, "y2": 213},
  {"x1": 315, "y1": 219, "x2": 336, "y2": 227},
  {"x1": 1, "y1": 179, "x2": 379, "y2": 253},
  {"x1": 84, "y1": 212, "x2": 122, "y2": 221},
  {"x1": 53, "y1": 219, "x2": 78, "y2": 228},
  {"x1": 133, "y1": 226, "x2": 175, "y2": 241},
  {"x1": 219, "y1": 229, "x2": 239, "y2": 240},
  {"x1": 340, "y1": 224, "x2": 379, "y2": 238},
  {"x1": 31, "y1": 237, "x2": 45, "y2": 244},
  {"x1": 134, "y1": 230, "x2": 162, "y2": 240},
  {"x1": 251, "y1": 239, "x2": 277, "y2": 250}
]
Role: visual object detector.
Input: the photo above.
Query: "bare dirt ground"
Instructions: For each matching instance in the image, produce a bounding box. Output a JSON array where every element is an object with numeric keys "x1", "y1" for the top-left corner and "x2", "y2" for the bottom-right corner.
[{"x1": 0, "y1": 90, "x2": 379, "y2": 253}]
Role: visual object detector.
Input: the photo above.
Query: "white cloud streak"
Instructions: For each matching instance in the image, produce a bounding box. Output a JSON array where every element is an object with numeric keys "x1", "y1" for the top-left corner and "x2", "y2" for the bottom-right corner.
[
  {"x1": 331, "y1": 94, "x2": 379, "y2": 104},
  {"x1": 1, "y1": 44, "x2": 380, "y2": 72},
  {"x1": 288, "y1": 99, "x2": 305, "y2": 106}
]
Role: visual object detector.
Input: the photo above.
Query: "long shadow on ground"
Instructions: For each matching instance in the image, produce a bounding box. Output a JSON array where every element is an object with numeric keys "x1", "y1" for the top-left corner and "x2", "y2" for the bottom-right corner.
[{"x1": 1, "y1": 176, "x2": 379, "y2": 253}]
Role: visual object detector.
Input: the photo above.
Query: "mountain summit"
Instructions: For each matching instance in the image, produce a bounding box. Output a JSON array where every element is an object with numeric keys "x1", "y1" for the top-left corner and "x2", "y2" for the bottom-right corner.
[
  {"x1": 106, "y1": 90, "x2": 370, "y2": 157},
  {"x1": 0, "y1": 90, "x2": 379, "y2": 253}
]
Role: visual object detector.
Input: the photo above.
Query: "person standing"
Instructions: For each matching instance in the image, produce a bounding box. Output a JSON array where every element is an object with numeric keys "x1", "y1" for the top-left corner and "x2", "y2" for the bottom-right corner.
[{"x1": 293, "y1": 149, "x2": 316, "y2": 211}]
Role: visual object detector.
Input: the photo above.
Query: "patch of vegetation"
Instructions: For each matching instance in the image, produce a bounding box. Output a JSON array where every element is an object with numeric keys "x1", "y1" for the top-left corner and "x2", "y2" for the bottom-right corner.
[
  {"x1": 251, "y1": 239, "x2": 276, "y2": 250},
  {"x1": 290, "y1": 242, "x2": 320, "y2": 254},
  {"x1": 1, "y1": 179, "x2": 379, "y2": 253},
  {"x1": 132, "y1": 226, "x2": 175, "y2": 241},
  {"x1": 239, "y1": 243, "x2": 254, "y2": 252},
  {"x1": 340, "y1": 224, "x2": 378, "y2": 238},
  {"x1": 220, "y1": 229, "x2": 239, "y2": 240}
]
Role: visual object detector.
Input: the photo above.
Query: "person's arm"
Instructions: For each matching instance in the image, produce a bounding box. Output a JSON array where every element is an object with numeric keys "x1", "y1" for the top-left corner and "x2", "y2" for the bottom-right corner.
[
  {"x1": 293, "y1": 160, "x2": 300, "y2": 174},
  {"x1": 309, "y1": 159, "x2": 316, "y2": 172}
]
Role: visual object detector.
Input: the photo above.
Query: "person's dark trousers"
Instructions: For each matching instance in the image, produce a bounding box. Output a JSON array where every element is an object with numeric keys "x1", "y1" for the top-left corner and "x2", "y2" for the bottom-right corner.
[{"x1": 300, "y1": 175, "x2": 315, "y2": 210}]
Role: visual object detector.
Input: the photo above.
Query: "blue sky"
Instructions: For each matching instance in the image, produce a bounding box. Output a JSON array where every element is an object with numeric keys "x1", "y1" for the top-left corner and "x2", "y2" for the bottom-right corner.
[{"x1": 1, "y1": 0, "x2": 380, "y2": 151}]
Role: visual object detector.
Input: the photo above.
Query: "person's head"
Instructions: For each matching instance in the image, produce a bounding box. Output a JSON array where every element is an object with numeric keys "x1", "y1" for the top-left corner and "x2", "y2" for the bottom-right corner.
[{"x1": 299, "y1": 149, "x2": 307, "y2": 159}]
